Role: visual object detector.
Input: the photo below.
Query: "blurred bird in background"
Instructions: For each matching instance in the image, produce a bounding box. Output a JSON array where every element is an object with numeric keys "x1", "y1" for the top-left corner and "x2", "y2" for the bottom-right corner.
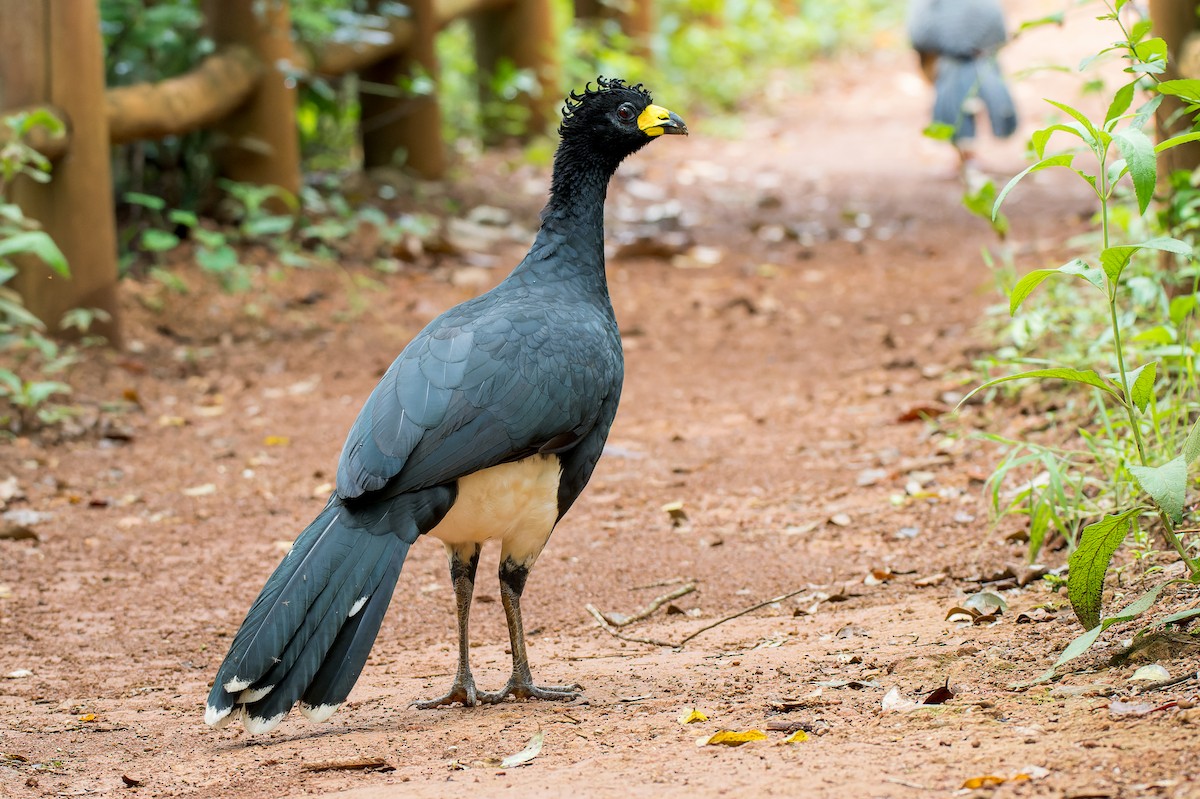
[{"x1": 908, "y1": 0, "x2": 1018, "y2": 176}]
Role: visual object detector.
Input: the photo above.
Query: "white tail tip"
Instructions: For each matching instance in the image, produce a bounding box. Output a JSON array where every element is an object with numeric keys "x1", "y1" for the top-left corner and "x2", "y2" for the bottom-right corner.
[{"x1": 300, "y1": 701, "x2": 341, "y2": 723}]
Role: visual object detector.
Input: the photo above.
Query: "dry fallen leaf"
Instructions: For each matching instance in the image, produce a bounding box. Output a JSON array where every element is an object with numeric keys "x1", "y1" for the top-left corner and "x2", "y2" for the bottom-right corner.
[
  {"x1": 1130, "y1": 664, "x2": 1170, "y2": 682},
  {"x1": 500, "y1": 732, "x2": 544, "y2": 769},
  {"x1": 963, "y1": 591, "x2": 1008, "y2": 616},
  {"x1": 880, "y1": 687, "x2": 921, "y2": 713},
  {"x1": 781, "y1": 730, "x2": 809, "y2": 744},
  {"x1": 962, "y1": 766, "x2": 1050, "y2": 789},
  {"x1": 661, "y1": 501, "x2": 688, "y2": 526},
  {"x1": 78, "y1": 713, "x2": 96, "y2": 722},
  {"x1": 923, "y1": 682, "x2": 954, "y2": 705},
  {"x1": 678, "y1": 708, "x2": 708, "y2": 724},
  {"x1": 696, "y1": 729, "x2": 768, "y2": 747}
]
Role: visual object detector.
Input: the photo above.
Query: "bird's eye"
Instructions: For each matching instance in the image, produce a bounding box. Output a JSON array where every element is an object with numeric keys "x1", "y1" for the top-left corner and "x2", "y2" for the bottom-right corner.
[{"x1": 616, "y1": 103, "x2": 636, "y2": 122}]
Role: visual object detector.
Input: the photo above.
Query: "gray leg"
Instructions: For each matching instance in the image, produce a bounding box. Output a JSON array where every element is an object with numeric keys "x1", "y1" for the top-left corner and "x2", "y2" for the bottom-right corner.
[
  {"x1": 413, "y1": 543, "x2": 481, "y2": 709},
  {"x1": 477, "y1": 558, "x2": 581, "y2": 703}
]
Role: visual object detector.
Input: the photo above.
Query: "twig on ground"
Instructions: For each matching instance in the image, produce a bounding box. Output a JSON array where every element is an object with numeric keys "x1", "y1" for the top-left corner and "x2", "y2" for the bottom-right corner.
[
  {"x1": 604, "y1": 583, "x2": 696, "y2": 627},
  {"x1": 882, "y1": 777, "x2": 933, "y2": 791},
  {"x1": 587, "y1": 586, "x2": 810, "y2": 649},
  {"x1": 631, "y1": 576, "x2": 694, "y2": 591},
  {"x1": 300, "y1": 757, "x2": 394, "y2": 773},
  {"x1": 585, "y1": 604, "x2": 676, "y2": 647},
  {"x1": 677, "y1": 587, "x2": 812, "y2": 646}
]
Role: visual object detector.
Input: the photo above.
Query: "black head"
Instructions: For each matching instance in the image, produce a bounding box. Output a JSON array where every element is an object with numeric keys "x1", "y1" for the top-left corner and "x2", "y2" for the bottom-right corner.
[{"x1": 556, "y1": 77, "x2": 687, "y2": 169}]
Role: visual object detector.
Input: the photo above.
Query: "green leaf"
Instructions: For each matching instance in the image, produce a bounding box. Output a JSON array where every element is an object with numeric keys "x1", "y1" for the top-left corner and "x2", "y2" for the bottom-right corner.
[
  {"x1": 1059, "y1": 258, "x2": 1106, "y2": 291},
  {"x1": 24, "y1": 380, "x2": 70, "y2": 406},
  {"x1": 1161, "y1": 607, "x2": 1200, "y2": 626},
  {"x1": 961, "y1": 179, "x2": 1007, "y2": 237},
  {"x1": 0, "y1": 231, "x2": 69, "y2": 276},
  {"x1": 1156, "y1": 130, "x2": 1200, "y2": 153},
  {"x1": 168, "y1": 209, "x2": 199, "y2": 228},
  {"x1": 1130, "y1": 456, "x2": 1187, "y2": 524},
  {"x1": 1100, "y1": 237, "x2": 1193, "y2": 283},
  {"x1": 1008, "y1": 258, "x2": 1103, "y2": 314},
  {"x1": 1129, "y1": 36, "x2": 1168, "y2": 74},
  {"x1": 1113, "y1": 127, "x2": 1156, "y2": 214},
  {"x1": 0, "y1": 368, "x2": 21, "y2": 395},
  {"x1": 1046, "y1": 99, "x2": 1099, "y2": 145},
  {"x1": 1031, "y1": 124, "x2": 1086, "y2": 158},
  {"x1": 993, "y1": 154, "x2": 1075, "y2": 219},
  {"x1": 1009, "y1": 269, "x2": 1059, "y2": 314},
  {"x1": 959, "y1": 367, "x2": 1119, "y2": 408},
  {"x1": 123, "y1": 192, "x2": 166, "y2": 211},
  {"x1": 1068, "y1": 508, "x2": 1144, "y2": 629},
  {"x1": 1016, "y1": 12, "x2": 1063, "y2": 34},
  {"x1": 1156, "y1": 79, "x2": 1200, "y2": 105},
  {"x1": 1104, "y1": 82, "x2": 1136, "y2": 126},
  {"x1": 1130, "y1": 18, "x2": 1153, "y2": 44},
  {"x1": 1034, "y1": 624, "x2": 1103, "y2": 683},
  {"x1": 242, "y1": 215, "x2": 294, "y2": 238},
  {"x1": 1169, "y1": 293, "x2": 1197, "y2": 325},
  {"x1": 197, "y1": 245, "x2": 238, "y2": 273},
  {"x1": 1126, "y1": 361, "x2": 1157, "y2": 412},
  {"x1": 1182, "y1": 417, "x2": 1200, "y2": 464},
  {"x1": 922, "y1": 122, "x2": 956, "y2": 141},
  {"x1": 139, "y1": 229, "x2": 180, "y2": 253}
]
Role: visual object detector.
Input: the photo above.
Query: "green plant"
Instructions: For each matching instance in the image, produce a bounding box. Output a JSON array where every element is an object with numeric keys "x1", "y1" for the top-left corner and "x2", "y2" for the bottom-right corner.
[
  {"x1": 0, "y1": 111, "x2": 107, "y2": 431},
  {"x1": 964, "y1": 1, "x2": 1200, "y2": 681}
]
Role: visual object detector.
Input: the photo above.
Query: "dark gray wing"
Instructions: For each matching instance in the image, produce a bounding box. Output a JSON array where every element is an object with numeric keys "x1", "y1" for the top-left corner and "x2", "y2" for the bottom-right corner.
[
  {"x1": 336, "y1": 293, "x2": 622, "y2": 501},
  {"x1": 909, "y1": 0, "x2": 1007, "y2": 57}
]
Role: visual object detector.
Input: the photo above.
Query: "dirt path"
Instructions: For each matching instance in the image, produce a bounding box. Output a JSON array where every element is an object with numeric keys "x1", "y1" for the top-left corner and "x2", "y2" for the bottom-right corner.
[{"x1": 5, "y1": 3, "x2": 1200, "y2": 798}]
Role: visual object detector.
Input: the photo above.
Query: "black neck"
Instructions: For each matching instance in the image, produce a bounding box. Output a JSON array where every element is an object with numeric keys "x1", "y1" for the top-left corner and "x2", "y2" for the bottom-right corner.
[{"x1": 517, "y1": 142, "x2": 624, "y2": 284}]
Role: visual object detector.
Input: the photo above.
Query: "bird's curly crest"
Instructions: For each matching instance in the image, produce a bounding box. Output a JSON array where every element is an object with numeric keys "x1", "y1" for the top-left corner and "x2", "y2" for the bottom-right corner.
[{"x1": 559, "y1": 77, "x2": 652, "y2": 133}]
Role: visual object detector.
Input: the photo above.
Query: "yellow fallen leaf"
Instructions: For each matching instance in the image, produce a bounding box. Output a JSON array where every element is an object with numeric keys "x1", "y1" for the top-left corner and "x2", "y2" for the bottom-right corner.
[
  {"x1": 263, "y1": 435, "x2": 291, "y2": 447},
  {"x1": 962, "y1": 775, "x2": 1006, "y2": 789},
  {"x1": 678, "y1": 708, "x2": 708, "y2": 724},
  {"x1": 696, "y1": 729, "x2": 767, "y2": 747},
  {"x1": 499, "y1": 731, "x2": 544, "y2": 769},
  {"x1": 78, "y1": 713, "x2": 96, "y2": 722},
  {"x1": 782, "y1": 730, "x2": 809, "y2": 744}
]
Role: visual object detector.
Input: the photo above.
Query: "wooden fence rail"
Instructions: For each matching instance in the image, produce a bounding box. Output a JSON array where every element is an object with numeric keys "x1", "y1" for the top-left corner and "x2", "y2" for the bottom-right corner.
[{"x1": 0, "y1": 0, "x2": 633, "y2": 344}]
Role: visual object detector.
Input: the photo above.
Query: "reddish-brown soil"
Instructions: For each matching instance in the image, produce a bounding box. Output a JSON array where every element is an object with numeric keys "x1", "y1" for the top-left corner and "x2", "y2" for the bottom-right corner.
[{"x1": 5, "y1": 4, "x2": 1200, "y2": 797}]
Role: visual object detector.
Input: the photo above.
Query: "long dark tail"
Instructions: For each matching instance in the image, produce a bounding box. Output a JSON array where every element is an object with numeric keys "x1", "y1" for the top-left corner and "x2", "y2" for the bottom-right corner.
[
  {"x1": 934, "y1": 54, "x2": 1017, "y2": 141},
  {"x1": 204, "y1": 487, "x2": 452, "y2": 734}
]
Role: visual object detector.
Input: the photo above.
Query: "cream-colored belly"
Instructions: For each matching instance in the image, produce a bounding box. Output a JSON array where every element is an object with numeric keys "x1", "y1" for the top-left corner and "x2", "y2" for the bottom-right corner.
[{"x1": 428, "y1": 454, "x2": 561, "y2": 564}]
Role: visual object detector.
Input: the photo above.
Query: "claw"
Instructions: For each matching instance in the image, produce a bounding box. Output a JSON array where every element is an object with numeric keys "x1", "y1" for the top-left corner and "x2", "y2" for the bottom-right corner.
[
  {"x1": 412, "y1": 678, "x2": 479, "y2": 709},
  {"x1": 477, "y1": 678, "x2": 583, "y2": 704}
]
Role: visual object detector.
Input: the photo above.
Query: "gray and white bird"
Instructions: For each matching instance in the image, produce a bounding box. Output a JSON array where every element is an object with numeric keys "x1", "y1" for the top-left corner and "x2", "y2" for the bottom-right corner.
[
  {"x1": 909, "y1": 0, "x2": 1018, "y2": 153},
  {"x1": 204, "y1": 78, "x2": 687, "y2": 734}
]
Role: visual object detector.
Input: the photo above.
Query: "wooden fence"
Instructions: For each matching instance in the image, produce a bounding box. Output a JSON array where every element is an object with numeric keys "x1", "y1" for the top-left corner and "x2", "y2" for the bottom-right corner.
[{"x1": 0, "y1": 0, "x2": 652, "y2": 346}]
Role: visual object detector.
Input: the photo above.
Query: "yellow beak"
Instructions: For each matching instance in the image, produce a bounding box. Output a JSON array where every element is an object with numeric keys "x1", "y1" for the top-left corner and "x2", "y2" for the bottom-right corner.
[{"x1": 637, "y1": 104, "x2": 688, "y2": 137}]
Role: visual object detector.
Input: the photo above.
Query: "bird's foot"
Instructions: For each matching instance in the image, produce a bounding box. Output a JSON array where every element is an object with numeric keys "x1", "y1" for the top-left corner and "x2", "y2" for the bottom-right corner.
[
  {"x1": 412, "y1": 677, "x2": 479, "y2": 709},
  {"x1": 477, "y1": 677, "x2": 582, "y2": 704}
]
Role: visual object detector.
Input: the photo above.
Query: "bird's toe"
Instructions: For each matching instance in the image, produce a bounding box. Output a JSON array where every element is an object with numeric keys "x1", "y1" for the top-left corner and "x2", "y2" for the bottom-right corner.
[{"x1": 412, "y1": 680, "x2": 479, "y2": 709}]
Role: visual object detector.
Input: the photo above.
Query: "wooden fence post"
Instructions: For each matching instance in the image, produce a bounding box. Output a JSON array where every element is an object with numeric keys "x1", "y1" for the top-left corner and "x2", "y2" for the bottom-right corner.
[
  {"x1": 0, "y1": 0, "x2": 122, "y2": 345},
  {"x1": 360, "y1": 0, "x2": 446, "y2": 178},
  {"x1": 203, "y1": 0, "x2": 302, "y2": 197},
  {"x1": 471, "y1": 0, "x2": 558, "y2": 142},
  {"x1": 574, "y1": 0, "x2": 653, "y2": 58},
  {"x1": 1151, "y1": 0, "x2": 1200, "y2": 177}
]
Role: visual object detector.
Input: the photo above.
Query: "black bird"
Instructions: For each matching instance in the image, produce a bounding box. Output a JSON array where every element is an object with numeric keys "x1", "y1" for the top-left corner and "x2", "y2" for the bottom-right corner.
[
  {"x1": 909, "y1": 0, "x2": 1018, "y2": 159},
  {"x1": 204, "y1": 78, "x2": 687, "y2": 734}
]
